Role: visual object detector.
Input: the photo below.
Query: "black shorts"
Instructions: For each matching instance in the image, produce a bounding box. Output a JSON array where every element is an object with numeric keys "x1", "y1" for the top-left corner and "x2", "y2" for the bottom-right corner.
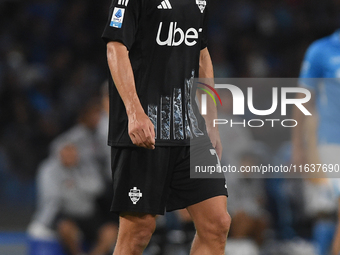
[{"x1": 110, "y1": 145, "x2": 228, "y2": 215}]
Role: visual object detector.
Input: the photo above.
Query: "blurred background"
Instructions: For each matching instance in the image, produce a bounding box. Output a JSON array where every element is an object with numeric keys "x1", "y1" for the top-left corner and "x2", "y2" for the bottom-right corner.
[{"x1": 1, "y1": 0, "x2": 340, "y2": 254}]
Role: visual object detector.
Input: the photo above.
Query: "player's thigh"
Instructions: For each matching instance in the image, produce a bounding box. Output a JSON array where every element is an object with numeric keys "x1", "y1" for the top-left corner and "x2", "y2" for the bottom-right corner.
[
  {"x1": 187, "y1": 195, "x2": 230, "y2": 234},
  {"x1": 166, "y1": 145, "x2": 228, "y2": 212}
]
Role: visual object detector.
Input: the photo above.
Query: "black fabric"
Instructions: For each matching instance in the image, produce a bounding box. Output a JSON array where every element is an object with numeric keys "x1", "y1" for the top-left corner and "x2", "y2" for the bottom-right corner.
[
  {"x1": 110, "y1": 145, "x2": 228, "y2": 215},
  {"x1": 96, "y1": 183, "x2": 119, "y2": 224},
  {"x1": 102, "y1": 0, "x2": 211, "y2": 147}
]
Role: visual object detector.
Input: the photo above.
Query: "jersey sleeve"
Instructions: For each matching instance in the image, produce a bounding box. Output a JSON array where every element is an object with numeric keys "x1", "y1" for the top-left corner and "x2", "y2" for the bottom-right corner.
[
  {"x1": 102, "y1": 0, "x2": 142, "y2": 51},
  {"x1": 299, "y1": 41, "x2": 324, "y2": 91},
  {"x1": 200, "y1": 2, "x2": 209, "y2": 50}
]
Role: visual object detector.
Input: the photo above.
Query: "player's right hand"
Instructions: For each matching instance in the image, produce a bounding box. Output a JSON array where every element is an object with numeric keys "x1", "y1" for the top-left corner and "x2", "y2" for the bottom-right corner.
[{"x1": 128, "y1": 110, "x2": 155, "y2": 149}]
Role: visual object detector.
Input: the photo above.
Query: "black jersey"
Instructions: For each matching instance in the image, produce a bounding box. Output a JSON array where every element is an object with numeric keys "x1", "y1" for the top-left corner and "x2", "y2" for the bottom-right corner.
[{"x1": 102, "y1": 0, "x2": 211, "y2": 146}]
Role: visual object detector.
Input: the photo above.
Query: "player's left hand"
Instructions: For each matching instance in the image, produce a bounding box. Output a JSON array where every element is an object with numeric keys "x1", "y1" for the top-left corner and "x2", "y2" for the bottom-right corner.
[{"x1": 207, "y1": 126, "x2": 222, "y2": 160}]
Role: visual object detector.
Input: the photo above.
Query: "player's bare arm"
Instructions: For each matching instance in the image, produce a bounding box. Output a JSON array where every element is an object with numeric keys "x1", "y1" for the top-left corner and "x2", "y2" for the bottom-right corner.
[
  {"x1": 107, "y1": 41, "x2": 155, "y2": 149},
  {"x1": 197, "y1": 47, "x2": 222, "y2": 160},
  {"x1": 291, "y1": 91, "x2": 315, "y2": 165}
]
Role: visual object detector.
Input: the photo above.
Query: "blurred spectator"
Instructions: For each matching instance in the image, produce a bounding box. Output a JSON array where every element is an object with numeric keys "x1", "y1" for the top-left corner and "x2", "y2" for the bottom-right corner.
[
  {"x1": 228, "y1": 146, "x2": 269, "y2": 247},
  {"x1": 28, "y1": 143, "x2": 116, "y2": 255},
  {"x1": 28, "y1": 96, "x2": 118, "y2": 254},
  {"x1": 50, "y1": 96, "x2": 105, "y2": 171}
]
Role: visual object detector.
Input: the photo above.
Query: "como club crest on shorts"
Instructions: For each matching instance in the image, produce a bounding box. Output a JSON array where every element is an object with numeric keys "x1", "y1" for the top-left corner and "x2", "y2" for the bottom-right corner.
[
  {"x1": 129, "y1": 187, "x2": 143, "y2": 204},
  {"x1": 196, "y1": 0, "x2": 206, "y2": 13}
]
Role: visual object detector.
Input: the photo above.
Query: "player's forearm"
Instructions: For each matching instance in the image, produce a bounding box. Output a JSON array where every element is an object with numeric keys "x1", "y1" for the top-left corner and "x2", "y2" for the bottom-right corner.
[
  {"x1": 107, "y1": 41, "x2": 144, "y2": 116},
  {"x1": 198, "y1": 48, "x2": 222, "y2": 156},
  {"x1": 199, "y1": 48, "x2": 214, "y2": 79},
  {"x1": 107, "y1": 41, "x2": 155, "y2": 149},
  {"x1": 197, "y1": 89, "x2": 217, "y2": 128},
  {"x1": 198, "y1": 48, "x2": 217, "y2": 127}
]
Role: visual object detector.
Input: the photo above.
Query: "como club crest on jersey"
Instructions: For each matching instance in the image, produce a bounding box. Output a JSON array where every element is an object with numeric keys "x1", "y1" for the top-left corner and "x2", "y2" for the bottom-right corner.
[
  {"x1": 129, "y1": 187, "x2": 143, "y2": 204},
  {"x1": 110, "y1": 7, "x2": 125, "y2": 28},
  {"x1": 196, "y1": 0, "x2": 206, "y2": 13}
]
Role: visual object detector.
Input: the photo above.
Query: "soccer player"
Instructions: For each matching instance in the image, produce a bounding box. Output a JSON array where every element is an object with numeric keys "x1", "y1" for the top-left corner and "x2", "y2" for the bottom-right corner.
[
  {"x1": 292, "y1": 30, "x2": 340, "y2": 255},
  {"x1": 102, "y1": 0, "x2": 230, "y2": 254}
]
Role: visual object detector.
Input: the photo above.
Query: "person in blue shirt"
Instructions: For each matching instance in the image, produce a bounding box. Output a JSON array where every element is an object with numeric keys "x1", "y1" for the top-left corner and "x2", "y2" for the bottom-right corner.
[
  {"x1": 299, "y1": 30, "x2": 340, "y2": 146},
  {"x1": 292, "y1": 30, "x2": 340, "y2": 255}
]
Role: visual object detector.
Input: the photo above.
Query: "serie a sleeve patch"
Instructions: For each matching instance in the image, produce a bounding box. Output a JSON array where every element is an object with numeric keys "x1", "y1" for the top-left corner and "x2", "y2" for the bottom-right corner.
[{"x1": 110, "y1": 7, "x2": 125, "y2": 28}]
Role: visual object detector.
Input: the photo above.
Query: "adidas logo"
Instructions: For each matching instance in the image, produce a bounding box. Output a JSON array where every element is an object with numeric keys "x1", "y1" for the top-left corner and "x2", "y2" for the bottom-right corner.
[
  {"x1": 118, "y1": 0, "x2": 129, "y2": 6},
  {"x1": 157, "y1": 0, "x2": 172, "y2": 9}
]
